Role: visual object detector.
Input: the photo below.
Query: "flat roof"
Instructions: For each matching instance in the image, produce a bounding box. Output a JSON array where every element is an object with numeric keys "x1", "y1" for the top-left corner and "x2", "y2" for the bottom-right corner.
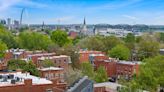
[
  {"x1": 28, "y1": 53, "x2": 56, "y2": 57},
  {"x1": 38, "y1": 67, "x2": 63, "y2": 71},
  {"x1": 38, "y1": 55, "x2": 69, "y2": 60},
  {"x1": 13, "y1": 52, "x2": 23, "y2": 55},
  {"x1": 89, "y1": 54, "x2": 105, "y2": 56},
  {"x1": 0, "y1": 72, "x2": 52, "y2": 86},
  {"x1": 79, "y1": 50, "x2": 102, "y2": 54},
  {"x1": 94, "y1": 82, "x2": 121, "y2": 90},
  {"x1": 160, "y1": 49, "x2": 164, "y2": 51},
  {"x1": 118, "y1": 61, "x2": 141, "y2": 65}
]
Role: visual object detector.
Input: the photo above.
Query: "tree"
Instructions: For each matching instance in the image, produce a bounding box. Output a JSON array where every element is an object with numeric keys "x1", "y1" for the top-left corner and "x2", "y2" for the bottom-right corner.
[
  {"x1": 24, "y1": 61, "x2": 39, "y2": 76},
  {"x1": 160, "y1": 32, "x2": 164, "y2": 43},
  {"x1": 64, "y1": 67, "x2": 82, "y2": 85},
  {"x1": 41, "y1": 59, "x2": 55, "y2": 68},
  {"x1": 109, "y1": 44, "x2": 130, "y2": 60},
  {"x1": 8, "y1": 59, "x2": 26, "y2": 70},
  {"x1": 8, "y1": 60, "x2": 39, "y2": 76},
  {"x1": 62, "y1": 44, "x2": 80, "y2": 69},
  {"x1": 81, "y1": 62, "x2": 94, "y2": 79},
  {"x1": 124, "y1": 33, "x2": 135, "y2": 50},
  {"x1": 50, "y1": 30, "x2": 70, "y2": 47},
  {"x1": 72, "y1": 36, "x2": 81, "y2": 45},
  {"x1": 77, "y1": 36, "x2": 105, "y2": 51},
  {"x1": 94, "y1": 66, "x2": 108, "y2": 83},
  {"x1": 129, "y1": 56, "x2": 164, "y2": 91},
  {"x1": 0, "y1": 25, "x2": 18, "y2": 48},
  {"x1": 47, "y1": 43, "x2": 61, "y2": 53},
  {"x1": 18, "y1": 31, "x2": 52, "y2": 50},
  {"x1": 103, "y1": 36, "x2": 123, "y2": 52},
  {"x1": 138, "y1": 37, "x2": 159, "y2": 60},
  {"x1": 124, "y1": 33, "x2": 136, "y2": 60},
  {"x1": 0, "y1": 40, "x2": 7, "y2": 58}
]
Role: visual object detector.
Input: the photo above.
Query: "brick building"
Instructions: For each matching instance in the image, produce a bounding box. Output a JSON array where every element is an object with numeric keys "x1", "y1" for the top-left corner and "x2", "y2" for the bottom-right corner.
[
  {"x1": 26, "y1": 53, "x2": 56, "y2": 66},
  {"x1": 116, "y1": 61, "x2": 140, "y2": 78},
  {"x1": 0, "y1": 72, "x2": 65, "y2": 92},
  {"x1": 94, "y1": 58, "x2": 140, "y2": 78},
  {"x1": 38, "y1": 67, "x2": 67, "y2": 90},
  {"x1": 68, "y1": 31, "x2": 78, "y2": 39},
  {"x1": 0, "y1": 49, "x2": 54, "y2": 70},
  {"x1": 94, "y1": 58, "x2": 117, "y2": 77},
  {"x1": 4, "y1": 49, "x2": 27, "y2": 60},
  {"x1": 79, "y1": 50, "x2": 105, "y2": 63},
  {"x1": 1, "y1": 49, "x2": 70, "y2": 75},
  {"x1": 37, "y1": 55, "x2": 70, "y2": 72},
  {"x1": 0, "y1": 49, "x2": 28, "y2": 70}
]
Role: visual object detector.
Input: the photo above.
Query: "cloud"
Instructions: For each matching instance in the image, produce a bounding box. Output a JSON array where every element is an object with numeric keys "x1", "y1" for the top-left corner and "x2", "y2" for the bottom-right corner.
[
  {"x1": 18, "y1": 0, "x2": 49, "y2": 9},
  {"x1": 0, "y1": 0, "x2": 49, "y2": 12},
  {"x1": 122, "y1": 15, "x2": 138, "y2": 20},
  {"x1": 0, "y1": 0, "x2": 21, "y2": 12}
]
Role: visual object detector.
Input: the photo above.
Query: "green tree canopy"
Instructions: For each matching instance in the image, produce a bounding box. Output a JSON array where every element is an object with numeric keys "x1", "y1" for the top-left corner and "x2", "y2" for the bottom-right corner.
[
  {"x1": 160, "y1": 32, "x2": 164, "y2": 43},
  {"x1": 8, "y1": 59, "x2": 27, "y2": 70},
  {"x1": 124, "y1": 33, "x2": 135, "y2": 50},
  {"x1": 138, "y1": 35, "x2": 159, "y2": 60},
  {"x1": 50, "y1": 30, "x2": 70, "y2": 47},
  {"x1": 23, "y1": 61, "x2": 39, "y2": 76},
  {"x1": 0, "y1": 40, "x2": 7, "y2": 58},
  {"x1": 18, "y1": 31, "x2": 52, "y2": 50},
  {"x1": 109, "y1": 44, "x2": 130, "y2": 60},
  {"x1": 94, "y1": 66, "x2": 108, "y2": 83},
  {"x1": 103, "y1": 36, "x2": 123, "y2": 52},
  {"x1": 129, "y1": 56, "x2": 164, "y2": 92},
  {"x1": 8, "y1": 60, "x2": 39, "y2": 76},
  {"x1": 62, "y1": 44, "x2": 80, "y2": 69},
  {"x1": 0, "y1": 25, "x2": 18, "y2": 48},
  {"x1": 81, "y1": 62, "x2": 94, "y2": 79},
  {"x1": 77, "y1": 36, "x2": 105, "y2": 51},
  {"x1": 41, "y1": 59, "x2": 55, "y2": 68}
]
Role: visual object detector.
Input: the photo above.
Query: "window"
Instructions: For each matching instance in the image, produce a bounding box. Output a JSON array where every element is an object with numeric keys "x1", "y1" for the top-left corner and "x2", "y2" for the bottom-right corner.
[
  {"x1": 64, "y1": 59, "x2": 67, "y2": 63},
  {"x1": 45, "y1": 73, "x2": 49, "y2": 79},
  {"x1": 56, "y1": 60, "x2": 59, "y2": 64},
  {"x1": 55, "y1": 73, "x2": 59, "y2": 77},
  {"x1": 60, "y1": 73, "x2": 64, "y2": 78},
  {"x1": 59, "y1": 60, "x2": 61, "y2": 64}
]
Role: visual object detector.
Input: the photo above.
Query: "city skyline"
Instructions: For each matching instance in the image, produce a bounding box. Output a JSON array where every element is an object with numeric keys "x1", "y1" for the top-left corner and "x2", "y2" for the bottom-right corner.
[{"x1": 1, "y1": 0, "x2": 164, "y2": 25}]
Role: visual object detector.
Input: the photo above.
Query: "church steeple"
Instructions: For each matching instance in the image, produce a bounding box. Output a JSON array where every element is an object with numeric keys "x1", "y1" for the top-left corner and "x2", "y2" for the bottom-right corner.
[
  {"x1": 80, "y1": 17, "x2": 87, "y2": 36},
  {"x1": 41, "y1": 21, "x2": 45, "y2": 31},
  {"x1": 84, "y1": 17, "x2": 86, "y2": 25}
]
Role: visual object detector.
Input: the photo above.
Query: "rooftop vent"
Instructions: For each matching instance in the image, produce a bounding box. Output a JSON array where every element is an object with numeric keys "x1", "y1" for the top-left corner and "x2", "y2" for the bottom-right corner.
[
  {"x1": 15, "y1": 77, "x2": 20, "y2": 82},
  {"x1": 8, "y1": 74, "x2": 14, "y2": 79},
  {"x1": 0, "y1": 75, "x2": 3, "y2": 79},
  {"x1": 2, "y1": 76, "x2": 7, "y2": 82}
]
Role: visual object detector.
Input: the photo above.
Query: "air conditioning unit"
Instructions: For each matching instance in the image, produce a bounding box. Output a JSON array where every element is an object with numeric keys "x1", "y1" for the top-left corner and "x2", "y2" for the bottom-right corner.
[{"x1": 11, "y1": 79, "x2": 16, "y2": 84}]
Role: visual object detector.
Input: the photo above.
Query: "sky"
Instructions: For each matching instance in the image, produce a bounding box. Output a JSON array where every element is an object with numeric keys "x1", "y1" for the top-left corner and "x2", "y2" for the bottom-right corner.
[{"x1": 1, "y1": 0, "x2": 164, "y2": 25}]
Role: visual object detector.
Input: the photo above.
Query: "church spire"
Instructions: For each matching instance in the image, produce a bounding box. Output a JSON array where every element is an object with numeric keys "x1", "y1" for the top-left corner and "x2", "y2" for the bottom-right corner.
[
  {"x1": 41, "y1": 21, "x2": 45, "y2": 31},
  {"x1": 84, "y1": 17, "x2": 86, "y2": 25}
]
